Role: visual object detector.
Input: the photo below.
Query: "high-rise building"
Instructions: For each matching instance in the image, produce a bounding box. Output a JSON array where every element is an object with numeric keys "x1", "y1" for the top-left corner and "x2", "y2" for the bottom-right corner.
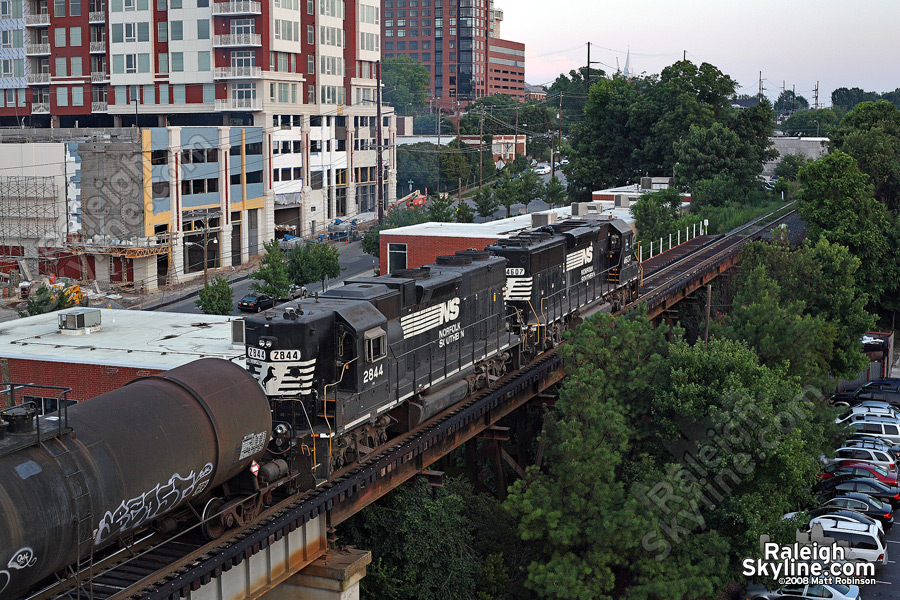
[
  {"x1": 0, "y1": 0, "x2": 396, "y2": 290},
  {"x1": 380, "y1": 0, "x2": 524, "y2": 110}
]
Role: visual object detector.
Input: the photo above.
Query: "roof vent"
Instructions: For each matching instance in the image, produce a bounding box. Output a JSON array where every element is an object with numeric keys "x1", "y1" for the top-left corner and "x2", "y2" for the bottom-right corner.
[
  {"x1": 435, "y1": 255, "x2": 472, "y2": 266},
  {"x1": 455, "y1": 249, "x2": 490, "y2": 261},
  {"x1": 58, "y1": 308, "x2": 101, "y2": 336},
  {"x1": 392, "y1": 267, "x2": 431, "y2": 280}
]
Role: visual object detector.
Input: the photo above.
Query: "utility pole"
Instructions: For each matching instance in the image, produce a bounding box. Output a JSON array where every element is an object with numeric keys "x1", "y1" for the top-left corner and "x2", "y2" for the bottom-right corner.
[
  {"x1": 436, "y1": 108, "x2": 442, "y2": 194},
  {"x1": 791, "y1": 84, "x2": 796, "y2": 114},
  {"x1": 758, "y1": 72, "x2": 764, "y2": 102},
  {"x1": 814, "y1": 81, "x2": 819, "y2": 110},
  {"x1": 376, "y1": 60, "x2": 385, "y2": 224},
  {"x1": 586, "y1": 42, "x2": 591, "y2": 96},
  {"x1": 479, "y1": 107, "x2": 484, "y2": 189},
  {"x1": 202, "y1": 211, "x2": 209, "y2": 287},
  {"x1": 456, "y1": 100, "x2": 462, "y2": 205},
  {"x1": 555, "y1": 92, "x2": 563, "y2": 178},
  {"x1": 683, "y1": 49, "x2": 686, "y2": 61},
  {"x1": 513, "y1": 105, "x2": 519, "y2": 169}
]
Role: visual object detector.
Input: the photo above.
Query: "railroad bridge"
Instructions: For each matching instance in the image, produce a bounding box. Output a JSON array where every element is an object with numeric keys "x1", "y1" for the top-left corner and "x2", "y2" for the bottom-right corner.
[{"x1": 25, "y1": 206, "x2": 797, "y2": 600}]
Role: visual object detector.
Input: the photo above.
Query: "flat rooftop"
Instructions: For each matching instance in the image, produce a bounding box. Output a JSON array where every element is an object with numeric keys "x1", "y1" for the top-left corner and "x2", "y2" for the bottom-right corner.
[
  {"x1": 0, "y1": 309, "x2": 243, "y2": 370},
  {"x1": 382, "y1": 204, "x2": 635, "y2": 240}
]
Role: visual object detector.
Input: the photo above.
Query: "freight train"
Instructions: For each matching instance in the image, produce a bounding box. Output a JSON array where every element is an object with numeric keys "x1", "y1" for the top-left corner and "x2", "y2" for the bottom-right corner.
[{"x1": 0, "y1": 213, "x2": 639, "y2": 599}]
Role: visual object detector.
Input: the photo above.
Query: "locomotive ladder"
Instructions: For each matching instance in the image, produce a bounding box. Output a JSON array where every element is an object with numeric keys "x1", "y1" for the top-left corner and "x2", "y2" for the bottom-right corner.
[{"x1": 46, "y1": 438, "x2": 95, "y2": 599}]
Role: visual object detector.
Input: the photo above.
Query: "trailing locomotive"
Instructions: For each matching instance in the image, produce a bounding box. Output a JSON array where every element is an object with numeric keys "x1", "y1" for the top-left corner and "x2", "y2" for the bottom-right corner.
[{"x1": 0, "y1": 359, "x2": 272, "y2": 600}]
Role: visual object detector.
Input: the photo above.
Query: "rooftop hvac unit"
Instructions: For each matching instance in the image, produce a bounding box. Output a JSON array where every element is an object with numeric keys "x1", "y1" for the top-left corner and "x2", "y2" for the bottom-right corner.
[
  {"x1": 614, "y1": 195, "x2": 630, "y2": 208},
  {"x1": 531, "y1": 212, "x2": 557, "y2": 227},
  {"x1": 640, "y1": 177, "x2": 653, "y2": 190},
  {"x1": 58, "y1": 308, "x2": 101, "y2": 334}
]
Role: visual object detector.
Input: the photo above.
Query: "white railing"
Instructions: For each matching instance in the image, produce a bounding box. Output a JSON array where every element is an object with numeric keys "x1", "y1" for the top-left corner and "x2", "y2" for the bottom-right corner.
[
  {"x1": 31, "y1": 102, "x2": 50, "y2": 114},
  {"x1": 640, "y1": 220, "x2": 708, "y2": 263},
  {"x1": 90, "y1": 41, "x2": 106, "y2": 53},
  {"x1": 212, "y1": 0, "x2": 261, "y2": 14},
  {"x1": 25, "y1": 43, "x2": 50, "y2": 55},
  {"x1": 25, "y1": 13, "x2": 50, "y2": 25},
  {"x1": 26, "y1": 72, "x2": 50, "y2": 84},
  {"x1": 215, "y1": 97, "x2": 260, "y2": 111},
  {"x1": 89, "y1": 10, "x2": 105, "y2": 22},
  {"x1": 214, "y1": 66, "x2": 262, "y2": 79},
  {"x1": 90, "y1": 71, "x2": 108, "y2": 83},
  {"x1": 213, "y1": 33, "x2": 261, "y2": 47},
  {"x1": 91, "y1": 101, "x2": 107, "y2": 112}
]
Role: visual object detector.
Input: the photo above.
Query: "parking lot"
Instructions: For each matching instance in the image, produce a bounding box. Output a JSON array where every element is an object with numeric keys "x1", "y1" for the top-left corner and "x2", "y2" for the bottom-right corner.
[{"x1": 865, "y1": 520, "x2": 900, "y2": 599}]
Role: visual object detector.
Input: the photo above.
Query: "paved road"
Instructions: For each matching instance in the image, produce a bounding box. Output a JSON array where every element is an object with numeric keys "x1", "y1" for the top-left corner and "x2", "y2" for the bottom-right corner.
[
  {"x1": 863, "y1": 521, "x2": 899, "y2": 599},
  {"x1": 157, "y1": 240, "x2": 377, "y2": 315}
]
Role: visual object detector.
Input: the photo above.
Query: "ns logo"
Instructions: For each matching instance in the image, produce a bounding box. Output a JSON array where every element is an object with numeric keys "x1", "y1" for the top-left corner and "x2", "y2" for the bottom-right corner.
[
  {"x1": 566, "y1": 246, "x2": 594, "y2": 271},
  {"x1": 438, "y1": 298, "x2": 461, "y2": 323}
]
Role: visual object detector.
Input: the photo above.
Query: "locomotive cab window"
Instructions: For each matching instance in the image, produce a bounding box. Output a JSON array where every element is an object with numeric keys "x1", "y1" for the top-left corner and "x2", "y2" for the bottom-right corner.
[{"x1": 364, "y1": 327, "x2": 387, "y2": 363}]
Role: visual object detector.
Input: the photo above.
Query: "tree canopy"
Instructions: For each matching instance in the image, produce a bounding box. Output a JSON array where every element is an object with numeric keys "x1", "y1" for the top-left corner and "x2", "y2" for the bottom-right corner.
[
  {"x1": 774, "y1": 90, "x2": 809, "y2": 114},
  {"x1": 195, "y1": 276, "x2": 234, "y2": 315},
  {"x1": 288, "y1": 242, "x2": 342, "y2": 290},
  {"x1": 779, "y1": 108, "x2": 839, "y2": 137},
  {"x1": 249, "y1": 239, "x2": 292, "y2": 299},
  {"x1": 381, "y1": 56, "x2": 430, "y2": 115}
]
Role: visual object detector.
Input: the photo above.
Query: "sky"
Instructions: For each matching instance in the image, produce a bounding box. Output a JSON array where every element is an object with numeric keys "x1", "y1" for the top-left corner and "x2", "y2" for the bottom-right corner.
[{"x1": 500, "y1": 0, "x2": 899, "y2": 106}]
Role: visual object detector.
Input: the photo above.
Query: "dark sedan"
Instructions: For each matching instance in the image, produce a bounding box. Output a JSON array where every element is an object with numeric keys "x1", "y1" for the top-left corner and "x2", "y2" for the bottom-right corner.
[
  {"x1": 832, "y1": 379, "x2": 900, "y2": 406},
  {"x1": 820, "y1": 493, "x2": 894, "y2": 527},
  {"x1": 237, "y1": 293, "x2": 275, "y2": 312},
  {"x1": 845, "y1": 435, "x2": 900, "y2": 460},
  {"x1": 816, "y1": 476, "x2": 900, "y2": 508}
]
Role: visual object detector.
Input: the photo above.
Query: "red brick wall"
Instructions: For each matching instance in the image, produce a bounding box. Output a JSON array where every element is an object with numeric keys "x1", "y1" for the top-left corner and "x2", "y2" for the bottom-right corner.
[
  {"x1": 379, "y1": 235, "x2": 501, "y2": 273},
  {"x1": 5, "y1": 358, "x2": 163, "y2": 403}
]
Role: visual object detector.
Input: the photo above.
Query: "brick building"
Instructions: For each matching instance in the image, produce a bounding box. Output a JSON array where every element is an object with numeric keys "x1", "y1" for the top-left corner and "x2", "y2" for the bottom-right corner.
[
  {"x1": 380, "y1": 0, "x2": 524, "y2": 110},
  {"x1": 0, "y1": 307, "x2": 242, "y2": 408}
]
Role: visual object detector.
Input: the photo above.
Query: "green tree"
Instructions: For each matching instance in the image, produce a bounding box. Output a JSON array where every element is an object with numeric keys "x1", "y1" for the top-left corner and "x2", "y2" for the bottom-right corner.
[
  {"x1": 18, "y1": 284, "x2": 76, "y2": 317},
  {"x1": 381, "y1": 55, "x2": 430, "y2": 115},
  {"x1": 773, "y1": 153, "x2": 809, "y2": 181},
  {"x1": 288, "y1": 242, "x2": 342, "y2": 290},
  {"x1": 195, "y1": 276, "x2": 234, "y2": 315},
  {"x1": 690, "y1": 174, "x2": 748, "y2": 209},
  {"x1": 831, "y1": 86, "x2": 881, "y2": 113},
  {"x1": 412, "y1": 113, "x2": 454, "y2": 135},
  {"x1": 493, "y1": 171, "x2": 522, "y2": 218},
  {"x1": 546, "y1": 68, "x2": 605, "y2": 133},
  {"x1": 779, "y1": 108, "x2": 839, "y2": 137},
  {"x1": 774, "y1": 90, "x2": 809, "y2": 114},
  {"x1": 544, "y1": 176, "x2": 566, "y2": 208},
  {"x1": 396, "y1": 143, "x2": 441, "y2": 197},
  {"x1": 426, "y1": 193, "x2": 456, "y2": 222},
  {"x1": 250, "y1": 239, "x2": 292, "y2": 299},
  {"x1": 674, "y1": 122, "x2": 762, "y2": 189},
  {"x1": 630, "y1": 187, "x2": 685, "y2": 243},
  {"x1": 829, "y1": 100, "x2": 900, "y2": 210},
  {"x1": 472, "y1": 186, "x2": 499, "y2": 219},
  {"x1": 517, "y1": 170, "x2": 544, "y2": 207},
  {"x1": 361, "y1": 207, "x2": 430, "y2": 258},
  {"x1": 455, "y1": 200, "x2": 475, "y2": 223},
  {"x1": 798, "y1": 151, "x2": 897, "y2": 303}
]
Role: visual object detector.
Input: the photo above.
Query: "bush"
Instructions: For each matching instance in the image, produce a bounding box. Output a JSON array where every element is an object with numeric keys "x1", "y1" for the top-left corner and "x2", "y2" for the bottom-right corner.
[{"x1": 195, "y1": 276, "x2": 234, "y2": 315}]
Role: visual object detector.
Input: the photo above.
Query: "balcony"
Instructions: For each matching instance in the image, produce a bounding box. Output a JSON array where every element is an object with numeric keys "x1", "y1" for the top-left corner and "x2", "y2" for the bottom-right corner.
[
  {"x1": 215, "y1": 97, "x2": 260, "y2": 111},
  {"x1": 92, "y1": 101, "x2": 107, "y2": 112},
  {"x1": 90, "y1": 71, "x2": 108, "y2": 83},
  {"x1": 214, "y1": 66, "x2": 262, "y2": 79},
  {"x1": 26, "y1": 72, "x2": 50, "y2": 85},
  {"x1": 212, "y1": 0, "x2": 261, "y2": 15},
  {"x1": 213, "y1": 33, "x2": 261, "y2": 48},
  {"x1": 32, "y1": 102, "x2": 50, "y2": 114},
  {"x1": 89, "y1": 11, "x2": 105, "y2": 23},
  {"x1": 25, "y1": 13, "x2": 50, "y2": 27},
  {"x1": 25, "y1": 43, "x2": 50, "y2": 55},
  {"x1": 90, "y1": 41, "x2": 106, "y2": 53}
]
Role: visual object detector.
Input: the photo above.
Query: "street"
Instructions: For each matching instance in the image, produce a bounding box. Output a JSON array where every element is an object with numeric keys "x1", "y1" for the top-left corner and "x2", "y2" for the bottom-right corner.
[
  {"x1": 157, "y1": 240, "x2": 377, "y2": 315},
  {"x1": 864, "y1": 520, "x2": 900, "y2": 599}
]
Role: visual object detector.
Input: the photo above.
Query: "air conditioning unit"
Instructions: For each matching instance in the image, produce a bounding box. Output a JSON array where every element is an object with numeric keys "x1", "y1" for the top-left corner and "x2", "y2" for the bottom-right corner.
[
  {"x1": 531, "y1": 212, "x2": 557, "y2": 227},
  {"x1": 58, "y1": 308, "x2": 101, "y2": 335}
]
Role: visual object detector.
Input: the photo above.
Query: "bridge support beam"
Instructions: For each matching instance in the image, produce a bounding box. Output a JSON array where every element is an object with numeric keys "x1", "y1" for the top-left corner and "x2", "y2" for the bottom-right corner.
[{"x1": 264, "y1": 547, "x2": 371, "y2": 600}]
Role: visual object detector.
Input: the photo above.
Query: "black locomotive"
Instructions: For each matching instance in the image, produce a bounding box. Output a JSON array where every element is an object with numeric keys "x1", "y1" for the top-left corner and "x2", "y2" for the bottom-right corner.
[
  {"x1": 0, "y1": 214, "x2": 640, "y2": 599},
  {"x1": 242, "y1": 214, "x2": 640, "y2": 483}
]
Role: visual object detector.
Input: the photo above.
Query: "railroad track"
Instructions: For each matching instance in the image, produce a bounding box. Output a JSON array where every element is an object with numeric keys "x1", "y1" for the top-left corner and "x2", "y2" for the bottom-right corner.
[{"x1": 31, "y1": 351, "x2": 564, "y2": 600}]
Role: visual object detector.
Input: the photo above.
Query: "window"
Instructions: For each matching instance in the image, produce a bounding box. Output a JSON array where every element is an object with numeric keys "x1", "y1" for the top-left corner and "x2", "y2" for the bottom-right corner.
[
  {"x1": 125, "y1": 54, "x2": 137, "y2": 73},
  {"x1": 170, "y1": 20, "x2": 182, "y2": 40},
  {"x1": 22, "y1": 395, "x2": 75, "y2": 416},
  {"x1": 157, "y1": 52, "x2": 168, "y2": 73},
  {"x1": 172, "y1": 84, "x2": 185, "y2": 103},
  {"x1": 197, "y1": 19, "x2": 209, "y2": 39},
  {"x1": 159, "y1": 83, "x2": 168, "y2": 103},
  {"x1": 124, "y1": 22, "x2": 136, "y2": 42},
  {"x1": 171, "y1": 52, "x2": 183, "y2": 71},
  {"x1": 70, "y1": 56, "x2": 82, "y2": 77},
  {"x1": 151, "y1": 149, "x2": 167, "y2": 165},
  {"x1": 387, "y1": 243, "x2": 407, "y2": 272},
  {"x1": 157, "y1": 21, "x2": 167, "y2": 42},
  {"x1": 198, "y1": 51, "x2": 210, "y2": 71},
  {"x1": 138, "y1": 22, "x2": 149, "y2": 41},
  {"x1": 54, "y1": 27, "x2": 66, "y2": 47},
  {"x1": 56, "y1": 86, "x2": 68, "y2": 106},
  {"x1": 54, "y1": 0, "x2": 65, "y2": 15},
  {"x1": 69, "y1": 0, "x2": 81, "y2": 15},
  {"x1": 55, "y1": 57, "x2": 67, "y2": 77},
  {"x1": 70, "y1": 26, "x2": 82, "y2": 46},
  {"x1": 365, "y1": 328, "x2": 387, "y2": 362}
]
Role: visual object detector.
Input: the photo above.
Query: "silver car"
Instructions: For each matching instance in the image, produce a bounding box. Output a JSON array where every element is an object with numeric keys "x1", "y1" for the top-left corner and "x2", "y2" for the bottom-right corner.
[{"x1": 748, "y1": 583, "x2": 860, "y2": 600}]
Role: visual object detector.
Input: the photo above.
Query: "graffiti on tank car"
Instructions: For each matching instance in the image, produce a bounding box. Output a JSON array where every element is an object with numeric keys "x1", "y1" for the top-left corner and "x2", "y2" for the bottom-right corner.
[
  {"x1": 94, "y1": 462, "x2": 214, "y2": 545},
  {"x1": 7, "y1": 548, "x2": 36, "y2": 570}
]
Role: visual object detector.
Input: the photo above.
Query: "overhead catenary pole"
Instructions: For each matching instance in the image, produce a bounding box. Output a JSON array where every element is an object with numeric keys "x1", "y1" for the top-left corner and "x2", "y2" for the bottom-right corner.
[{"x1": 376, "y1": 60, "x2": 385, "y2": 224}]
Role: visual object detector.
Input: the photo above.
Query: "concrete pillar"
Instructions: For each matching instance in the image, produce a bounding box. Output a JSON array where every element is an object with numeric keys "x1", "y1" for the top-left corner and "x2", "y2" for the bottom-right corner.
[
  {"x1": 132, "y1": 256, "x2": 157, "y2": 291},
  {"x1": 94, "y1": 254, "x2": 110, "y2": 284},
  {"x1": 218, "y1": 127, "x2": 233, "y2": 267},
  {"x1": 113, "y1": 114, "x2": 122, "y2": 128},
  {"x1": 240, "y1": 209, "x2": 250, "y2": 264},
  {"x1": 264, "y1": 548, "x2": 371, "y2": 600}
]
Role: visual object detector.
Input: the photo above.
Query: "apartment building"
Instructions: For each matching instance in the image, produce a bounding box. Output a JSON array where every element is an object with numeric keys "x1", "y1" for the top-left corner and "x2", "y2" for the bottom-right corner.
[
  {"x1": 380, "y1": 0, "x2": 524, "y2": 110},
  {"x1": 0, "y1": 0, "x2": 397, "y2": 290}
]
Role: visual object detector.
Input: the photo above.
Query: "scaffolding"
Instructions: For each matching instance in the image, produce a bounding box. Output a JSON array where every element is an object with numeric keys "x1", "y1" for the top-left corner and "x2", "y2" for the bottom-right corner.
[{"x1": 0, "y1": 176, "x2": 62, "y2": 281}]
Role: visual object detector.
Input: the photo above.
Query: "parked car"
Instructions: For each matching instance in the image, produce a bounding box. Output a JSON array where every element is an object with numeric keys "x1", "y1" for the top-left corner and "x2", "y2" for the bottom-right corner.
[
  {"x1": 748, "y1": 582, "x2": 861, "y2": 600},
  {"x1": 848, "y1": 417, "x2": 900, "y2": 444},
  {"x1": 784, "y1": 506, "x2": 885, "y2": 533},
  {"x1": 813, "y1": 518, "x2": 888, "y2": 567},
  {"x1": 816, "y1": 476, "x2": 900, "y2": 508},
  {"x1": 846, "y1": 435, "x2": 900, "y2": 460},
  {"x1": 835, "y1": 405, "x2": 900, "y2": 424},
  {"x1": 277, "y1": 285, "x2": 306, "y2": 302},
  {"x1": 821, "y1": 492, "x2": 894, "y2": 527},
  {"x1": 237, "y1": 293, "x2": 275, "y2": 312},
  {"x1": 829, "y1": 444, "x2": 898, "y2": 472},
  {"x1": 832, "y1": 378, "x2": 900, "y2": 403},
  {"x1": 560, "y1": 158, "x2": 570, "y2": 166},
  {"x1": 822, "y1": 461, "x2": 899, "y2": 486},
  {"x1": 534, "y1": 164, "x2": 551, "y2": 175}
]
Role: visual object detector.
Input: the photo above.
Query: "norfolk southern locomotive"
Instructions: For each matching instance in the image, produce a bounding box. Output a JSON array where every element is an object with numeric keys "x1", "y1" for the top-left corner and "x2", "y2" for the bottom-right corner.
[
  {"x1": 0, "y1": 214, "x2": 639, "y2": 599},
  {"x1": 242, "y1": 213, "x2": 640, "y2": 482}
]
